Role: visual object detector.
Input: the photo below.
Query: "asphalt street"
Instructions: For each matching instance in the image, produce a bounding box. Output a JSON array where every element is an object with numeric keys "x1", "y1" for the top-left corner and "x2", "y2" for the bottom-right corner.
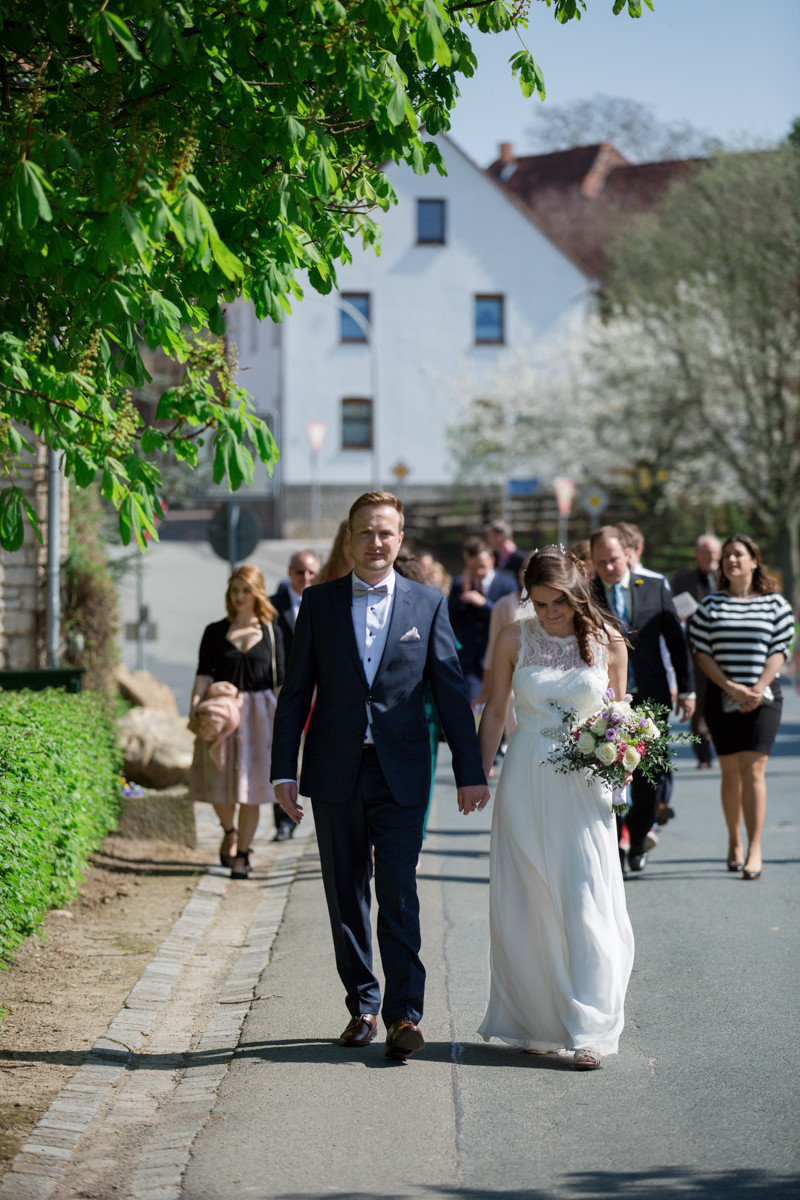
[
  {"x1": 182, "y1": 693, "x2": 800, "y2": 1200},
  {"x1": 109, "y1": 539, "x2": 800, "y2": 1198}
]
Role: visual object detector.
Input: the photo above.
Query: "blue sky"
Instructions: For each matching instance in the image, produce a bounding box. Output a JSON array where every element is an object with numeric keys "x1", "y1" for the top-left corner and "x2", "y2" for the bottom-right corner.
[{"x1": 447, "y1": 0, "x2": 800, "y2": 166}]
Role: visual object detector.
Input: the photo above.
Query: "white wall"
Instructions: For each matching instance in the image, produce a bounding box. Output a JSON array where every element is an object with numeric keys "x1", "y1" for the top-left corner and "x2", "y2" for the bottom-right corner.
[{"x1": 231, "y1": 134, "x2": 591, "y2": 489}]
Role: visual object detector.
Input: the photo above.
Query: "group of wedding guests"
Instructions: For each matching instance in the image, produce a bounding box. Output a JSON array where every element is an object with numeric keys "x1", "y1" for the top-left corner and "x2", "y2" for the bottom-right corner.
[{"x1": 187, "y1": 496, "x2": 794, "y2": 1068}]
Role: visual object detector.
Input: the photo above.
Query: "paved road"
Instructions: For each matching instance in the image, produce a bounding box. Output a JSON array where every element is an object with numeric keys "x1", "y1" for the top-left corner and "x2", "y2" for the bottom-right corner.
[{"x1": 182, "y1": 693, "x2": 800, "y2": 1200}]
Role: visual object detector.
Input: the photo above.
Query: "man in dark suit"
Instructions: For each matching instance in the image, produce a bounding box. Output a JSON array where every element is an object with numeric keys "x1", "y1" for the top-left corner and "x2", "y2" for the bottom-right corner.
[
  {"x1": 671, "y1": 535, "x2": 722, "y2": 768},
  {"x1": 448, "y1": 536, "x2": 517, "y2": 701},
  {"x1": 590, "y1": 526, "x2": 695, "y2": 873},
  {"x1": 269, "y1": 550, "x2": 319, "y2": 840},
  {"x1": 271, "y1": 493, "x2": 488, "y2": 1060}
]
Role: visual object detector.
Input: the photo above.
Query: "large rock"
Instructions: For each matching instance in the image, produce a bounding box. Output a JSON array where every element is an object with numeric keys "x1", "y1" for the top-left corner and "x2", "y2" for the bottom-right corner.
[
  {"x1": 119, "y1": 706, "x2": 195, "y2": 789},
  {"x1": 115, "y1": 664, "x2": 179, "y2": 715},
  {"x1": 115, "y1": 785, "x2": 196, "y2": 848}
]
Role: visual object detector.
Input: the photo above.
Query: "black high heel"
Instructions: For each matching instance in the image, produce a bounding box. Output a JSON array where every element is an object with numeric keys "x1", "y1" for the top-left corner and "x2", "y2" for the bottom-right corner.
[
  {"x1": 231, "y1": 849, "x2": 251, "y2": 880},
  {"x1": 220, "y1": 827, "x2": 236, "y2": 869},
  {"x1": 742, "y1": 865, "x2": 761, "y2": 880},
  {"x1": 726, "y1": 859, "x2": 744, "y2": 872}
]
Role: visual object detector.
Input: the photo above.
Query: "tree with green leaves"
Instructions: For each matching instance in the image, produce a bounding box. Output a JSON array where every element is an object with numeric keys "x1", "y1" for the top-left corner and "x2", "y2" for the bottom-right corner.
[{"x1": 0, "y1": 0, "x2": 653, "y2": 550}]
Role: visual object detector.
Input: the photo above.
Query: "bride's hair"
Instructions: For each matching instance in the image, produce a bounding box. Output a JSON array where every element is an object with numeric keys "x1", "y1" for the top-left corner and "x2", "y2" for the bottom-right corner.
[{"x1": 523, "y1": 546, "x2": 612, "y2": 666}]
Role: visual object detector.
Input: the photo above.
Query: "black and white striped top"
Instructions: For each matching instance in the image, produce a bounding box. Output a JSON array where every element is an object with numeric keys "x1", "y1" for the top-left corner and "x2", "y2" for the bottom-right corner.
[{"x1": 689, "y1": 592, "x2": 794, "y2": 685}]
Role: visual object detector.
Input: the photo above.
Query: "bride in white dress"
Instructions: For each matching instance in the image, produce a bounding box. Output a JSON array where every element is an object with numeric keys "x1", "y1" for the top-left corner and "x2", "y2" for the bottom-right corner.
[{"x1": 477, "y1": 547, "x2": 634, "y2": 1070}]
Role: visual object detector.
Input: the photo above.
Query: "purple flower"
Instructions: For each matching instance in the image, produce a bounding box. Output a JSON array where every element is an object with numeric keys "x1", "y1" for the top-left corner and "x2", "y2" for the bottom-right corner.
[
  {"x1": 605, "y1": 728, "x2": 617, "y2": 740},
  {"x1": 638, "y1": 718, "x2": 647, "y2": 729},
  {"x1": 624, "y1": 693, "x2": 633, "y2": 703},
  {"x1": 610, "y1": 712, "x2": 623, "y2": 725},
  {"x1": 601, "y1": 710, "x2": 610, "y2": 721},
  {"x1": 604, "y1": 688, "x2": 615, "y2": 701}
]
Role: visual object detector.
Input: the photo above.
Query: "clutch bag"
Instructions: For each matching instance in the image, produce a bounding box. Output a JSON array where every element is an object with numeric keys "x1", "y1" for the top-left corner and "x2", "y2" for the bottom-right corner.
[{"x1": 721, "y1": 685, "x2": 773, "y2": 714}]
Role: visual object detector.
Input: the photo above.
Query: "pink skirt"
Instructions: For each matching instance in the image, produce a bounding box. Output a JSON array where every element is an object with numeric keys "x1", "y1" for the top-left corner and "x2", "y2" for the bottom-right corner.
[{"x1": 189, "y1": 690, "x2": 277, "y2": 807}]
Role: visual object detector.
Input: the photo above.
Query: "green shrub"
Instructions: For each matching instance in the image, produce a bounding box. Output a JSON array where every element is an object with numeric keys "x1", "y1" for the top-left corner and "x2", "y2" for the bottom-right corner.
[{"x1": 0, "y1": 690, "x2": 121, "y2": 969}]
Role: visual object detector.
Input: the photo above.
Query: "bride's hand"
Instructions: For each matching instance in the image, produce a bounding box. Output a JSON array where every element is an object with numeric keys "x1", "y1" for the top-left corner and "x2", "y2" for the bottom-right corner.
[{"x1": 622, "y1": 771, "x2": 634, "y2": 787}]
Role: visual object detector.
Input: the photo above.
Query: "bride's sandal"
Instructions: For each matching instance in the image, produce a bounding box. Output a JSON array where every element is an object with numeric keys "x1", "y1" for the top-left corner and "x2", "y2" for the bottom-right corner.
[{"x1": 573, "y1": 1049, "x2": 602, "y2": 1070}]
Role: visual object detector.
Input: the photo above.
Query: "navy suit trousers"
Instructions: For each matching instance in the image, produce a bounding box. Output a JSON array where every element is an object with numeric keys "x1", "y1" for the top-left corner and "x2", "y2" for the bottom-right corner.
[{"x1": 311, "y1": 747, "x2": 427, "y2": 1026}]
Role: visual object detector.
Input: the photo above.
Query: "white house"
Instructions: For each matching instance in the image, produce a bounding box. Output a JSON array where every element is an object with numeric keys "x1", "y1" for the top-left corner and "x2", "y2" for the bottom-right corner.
[{"x1": 226, "y1": 133, "x2": 593, "y2": 536}]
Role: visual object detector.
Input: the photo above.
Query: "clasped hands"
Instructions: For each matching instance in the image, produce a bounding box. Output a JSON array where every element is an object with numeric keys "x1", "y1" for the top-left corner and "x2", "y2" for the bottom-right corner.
[
  {"x1": 727, "y1": 682, "x2": 764, "y2": 713},
  {"x1": 274, "y1": 780, "x2": 490, "y2": 821}
]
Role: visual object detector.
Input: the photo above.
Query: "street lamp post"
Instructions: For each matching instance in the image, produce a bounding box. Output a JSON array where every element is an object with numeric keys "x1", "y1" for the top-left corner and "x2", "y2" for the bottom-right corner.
[
  {"x1": 305, "y1": 420, "x2": 328, "y2": 538},
  {"x1": 323, "y1": 295, "x2": 380, "y2": 488}
]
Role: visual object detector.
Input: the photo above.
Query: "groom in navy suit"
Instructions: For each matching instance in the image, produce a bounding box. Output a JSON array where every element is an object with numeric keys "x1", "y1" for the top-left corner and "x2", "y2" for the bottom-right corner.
[{"x1": 271, "y1": 492, "x2": 489, "y2": 1060}]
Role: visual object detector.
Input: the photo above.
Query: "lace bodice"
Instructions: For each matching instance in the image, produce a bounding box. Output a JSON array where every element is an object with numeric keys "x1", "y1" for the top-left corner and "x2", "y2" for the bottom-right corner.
[{"x1": 512, "y1": 616, "x2": 610, "y2": 735}]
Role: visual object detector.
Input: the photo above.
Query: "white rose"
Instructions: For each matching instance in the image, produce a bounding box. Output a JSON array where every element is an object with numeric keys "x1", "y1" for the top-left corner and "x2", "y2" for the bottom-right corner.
[
  {"x1": 623, "y1": 745, "x2": 641, "y2": 770},
  {"x1": 590, "y1": 716, "x2": 608, "y2": 736},
  {"x1": 642, "y1": 719, "x2": 660, "y2": 741},
  {"x1": 613, "y1": 701, "x2": 634, "y2": 718},
  {"x1": 576, "y1": 731, "x2": 596, "y2": 754},
  {"x1": 595, "y1": 742, "x2": 617, "y2": 766}
]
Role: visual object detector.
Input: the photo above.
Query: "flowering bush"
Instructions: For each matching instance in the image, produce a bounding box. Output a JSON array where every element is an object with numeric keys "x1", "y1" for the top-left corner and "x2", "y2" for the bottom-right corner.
[{"x1": 546, "y1": 689, "x2": 696, "y2": 814}]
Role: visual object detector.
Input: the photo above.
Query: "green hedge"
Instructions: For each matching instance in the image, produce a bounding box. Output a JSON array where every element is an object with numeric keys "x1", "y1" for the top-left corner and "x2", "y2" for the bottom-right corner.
[{"x1": 0, "y1": 689, "x2": 121, "y2": 968}]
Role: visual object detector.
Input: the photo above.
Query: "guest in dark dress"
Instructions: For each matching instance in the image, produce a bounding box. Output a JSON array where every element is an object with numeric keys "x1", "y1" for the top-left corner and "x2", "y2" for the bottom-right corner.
[
  {"x1": 690, "y1": 535, "x2": 793, "y2": 880},
  {"x1": 189, "y1": 565, "x2": 285, "y2": 879}
]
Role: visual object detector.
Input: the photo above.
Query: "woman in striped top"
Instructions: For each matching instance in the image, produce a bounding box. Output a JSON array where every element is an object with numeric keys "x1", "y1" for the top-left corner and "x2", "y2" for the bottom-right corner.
[{"x1": 690, "y1": 535, "x2": 794, "y2": 880}]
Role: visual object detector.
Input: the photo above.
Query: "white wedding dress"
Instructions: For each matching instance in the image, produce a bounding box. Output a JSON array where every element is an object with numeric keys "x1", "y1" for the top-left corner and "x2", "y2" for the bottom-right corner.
[{"x1": 478, "y1": 616, "x2": 634, "y2": 1056}]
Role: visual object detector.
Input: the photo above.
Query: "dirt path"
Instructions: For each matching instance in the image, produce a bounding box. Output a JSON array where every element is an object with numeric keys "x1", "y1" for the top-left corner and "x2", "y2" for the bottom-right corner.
[{"x1": 0, "y1": 833, "x2": 214, "y2": 1175}]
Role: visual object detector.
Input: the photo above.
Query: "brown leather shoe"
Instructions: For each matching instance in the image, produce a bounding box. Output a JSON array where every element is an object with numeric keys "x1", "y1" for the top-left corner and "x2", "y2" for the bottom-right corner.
[
  {"x1": 338, "y1": 1014, "x2": 378, "y2": 1048},
  {"x1": 385, "y1": 1018, "x2": 424, "y2": 1060}
]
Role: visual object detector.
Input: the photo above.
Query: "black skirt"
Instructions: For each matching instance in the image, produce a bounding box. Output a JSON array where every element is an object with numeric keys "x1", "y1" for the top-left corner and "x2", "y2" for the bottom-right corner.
[{"x1": 704, "y1": 679, "x2": 783, "y2": 756}]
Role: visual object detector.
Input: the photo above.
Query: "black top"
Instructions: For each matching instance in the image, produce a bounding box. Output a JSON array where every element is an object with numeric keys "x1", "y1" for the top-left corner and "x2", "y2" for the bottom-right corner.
[{"x1": 196, "y1": 618, "x2": 285, "y2": 692}]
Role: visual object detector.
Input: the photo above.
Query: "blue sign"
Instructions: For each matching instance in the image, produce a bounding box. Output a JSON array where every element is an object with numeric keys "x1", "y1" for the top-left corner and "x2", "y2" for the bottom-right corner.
[{"x1": 506, "y1": 478, "x2": 539, "y2": 496}]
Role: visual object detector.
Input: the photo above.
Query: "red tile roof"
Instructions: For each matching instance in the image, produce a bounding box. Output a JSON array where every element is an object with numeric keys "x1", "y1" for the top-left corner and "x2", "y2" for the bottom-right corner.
[{"x1": 487, "y1": 144, "x2": 703, "y2": 281}]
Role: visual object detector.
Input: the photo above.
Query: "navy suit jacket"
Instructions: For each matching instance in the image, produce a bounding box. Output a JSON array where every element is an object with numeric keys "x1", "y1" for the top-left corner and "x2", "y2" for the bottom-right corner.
[
  {"x1": 271, "y1": 573, "x2": 485, "y2": 806},
  {"x1": 448, "y1": 571, "x2": 517, "y2": 679},
  {"x1": 592, "y1": 573, "x2": 693, "y2": 706}
]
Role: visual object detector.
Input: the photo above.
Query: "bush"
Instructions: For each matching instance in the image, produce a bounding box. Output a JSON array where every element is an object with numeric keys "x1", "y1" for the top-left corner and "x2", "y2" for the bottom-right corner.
[{"x1": 0, "y1": 689, "x2": 121, "y2": 969}]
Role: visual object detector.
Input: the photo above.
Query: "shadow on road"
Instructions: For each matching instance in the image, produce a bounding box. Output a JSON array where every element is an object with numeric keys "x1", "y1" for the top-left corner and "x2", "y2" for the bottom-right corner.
[{"x1": 231, "y1": 1165, "x2": 800, "y2": 1199}]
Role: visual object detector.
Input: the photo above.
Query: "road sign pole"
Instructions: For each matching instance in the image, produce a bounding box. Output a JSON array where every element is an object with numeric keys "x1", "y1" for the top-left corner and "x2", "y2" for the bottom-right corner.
[{"x1": 228, "y1": 500, "x2": 240, "y2": 571}]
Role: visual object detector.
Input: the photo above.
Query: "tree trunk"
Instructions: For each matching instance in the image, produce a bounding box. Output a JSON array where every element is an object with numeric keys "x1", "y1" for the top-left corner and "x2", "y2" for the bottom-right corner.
[{"x1": 777, "y1": 514, "x2": 799, "y2": 606}]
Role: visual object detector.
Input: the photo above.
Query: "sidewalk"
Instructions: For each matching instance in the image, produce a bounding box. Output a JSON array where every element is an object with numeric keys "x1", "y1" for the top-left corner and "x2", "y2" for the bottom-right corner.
[{"x1": 3, "y1": 693, "x2": 800, "y2": 1199}]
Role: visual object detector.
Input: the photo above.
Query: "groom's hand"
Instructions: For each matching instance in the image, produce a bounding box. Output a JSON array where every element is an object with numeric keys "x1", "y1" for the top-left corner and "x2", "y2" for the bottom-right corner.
[
  {"x1": 458, "y1": 784, "x2": 490, "y2": 814},
  {"x1": 274, "y1": 781, "x2": 304, "y2": 824}
]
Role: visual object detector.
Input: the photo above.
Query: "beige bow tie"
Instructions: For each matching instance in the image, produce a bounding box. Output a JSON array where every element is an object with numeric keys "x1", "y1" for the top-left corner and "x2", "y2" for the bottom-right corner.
[{"x1": 353, "y1": 582, "x2": 389, "y2": 599}]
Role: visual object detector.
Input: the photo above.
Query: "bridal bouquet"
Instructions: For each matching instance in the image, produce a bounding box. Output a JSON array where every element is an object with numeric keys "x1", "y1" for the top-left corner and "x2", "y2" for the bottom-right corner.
[{"x1": 545, "y1": 688, "x2": 695, "y2": 813}]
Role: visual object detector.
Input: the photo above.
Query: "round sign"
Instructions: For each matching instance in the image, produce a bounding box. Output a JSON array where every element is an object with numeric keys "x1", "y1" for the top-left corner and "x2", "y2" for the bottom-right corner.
[
  {"x1": 580, "y1": 487, "x2": 610, "y2": 516},
  {"x1": 208, "y1": 503, "x2": 261, "y2": 563}
]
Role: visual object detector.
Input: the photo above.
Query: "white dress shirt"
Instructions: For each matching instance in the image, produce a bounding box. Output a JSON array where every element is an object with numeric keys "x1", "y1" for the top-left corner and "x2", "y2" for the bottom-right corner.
[{"x1": 351, "y1": 569, "x2": 396, "y2": 742}]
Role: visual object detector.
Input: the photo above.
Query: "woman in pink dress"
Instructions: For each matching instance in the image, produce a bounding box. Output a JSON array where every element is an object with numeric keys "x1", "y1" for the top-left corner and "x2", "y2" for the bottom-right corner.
[{"x1": 189, "y1": 565, "x2": 285, "y2": 879}]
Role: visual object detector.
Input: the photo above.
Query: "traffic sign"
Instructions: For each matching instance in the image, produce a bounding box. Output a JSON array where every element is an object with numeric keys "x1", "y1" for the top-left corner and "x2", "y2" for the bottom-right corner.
[
  {"x1": 506, "y1": 478, "x2": 538, "y2": 496},
  {"x1": 580, "y1": 487, "x2": 610, "y2": 516},
  {"x1": 208, "y1": 503, "x2": 260, "y2": 564}
]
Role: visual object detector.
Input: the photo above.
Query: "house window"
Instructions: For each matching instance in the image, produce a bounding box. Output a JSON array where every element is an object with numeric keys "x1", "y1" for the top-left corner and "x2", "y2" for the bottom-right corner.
[
  {"x1": 340, "y1": 293, "x2": 370, "y2": 342},
  {"x1": 474, "y1": 294, "x2": 504, "y2": 344},
  {"x1": 417, "y1": 199, "x2": 446, "y2": 245},
  {"x1": 342, "y1": 398, "x2": 373, "y2": 450}
]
